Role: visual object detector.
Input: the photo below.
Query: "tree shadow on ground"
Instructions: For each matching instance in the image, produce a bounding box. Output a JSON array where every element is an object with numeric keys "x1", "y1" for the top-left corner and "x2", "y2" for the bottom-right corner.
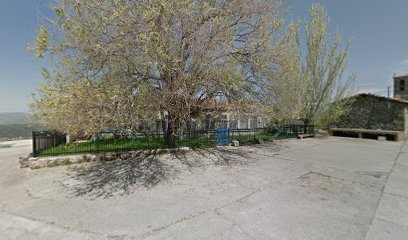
[
  {"x1": 66, "y1": 153, "x2": 172, "y2": 199},
  {"x1": 248, "y1": 142, "x2": 282, "y2": 152},
  {"x1": 66, "y1": 148, "x2": 252, "y2": 199},
  {"x1": 193, "y1": 147, "x2": 252, "y2": 166}
]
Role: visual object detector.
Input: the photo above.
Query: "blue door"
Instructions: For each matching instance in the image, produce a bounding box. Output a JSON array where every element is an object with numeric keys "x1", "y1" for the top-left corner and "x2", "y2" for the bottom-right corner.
[{"x1": 217, "y1": 128, "x2": 230, "y2": 145}]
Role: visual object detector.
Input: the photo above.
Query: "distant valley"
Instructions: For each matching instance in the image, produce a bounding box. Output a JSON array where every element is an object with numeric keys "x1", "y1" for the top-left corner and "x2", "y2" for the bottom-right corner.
[{"x1": 0, "y1": 112, "x2": 37, "y2": 140}]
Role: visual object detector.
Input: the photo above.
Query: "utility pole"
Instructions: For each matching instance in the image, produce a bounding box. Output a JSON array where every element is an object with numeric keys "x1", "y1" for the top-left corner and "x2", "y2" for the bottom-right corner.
[{"x1": 386, "y1": 86, "x2": 392, "y2": 109}]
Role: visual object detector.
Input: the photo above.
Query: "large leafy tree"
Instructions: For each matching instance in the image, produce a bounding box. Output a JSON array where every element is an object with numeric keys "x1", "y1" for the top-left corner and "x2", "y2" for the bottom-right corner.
[
  {"x1": 264, "y1": 22, "x2": 303, "y2": 124},
  {"x1": 31, "y1": 0, "x2": 290, "y2": 146},
  {"x1": 263, "y1": 4, "x2": 354, "y2": 128},
  {"x1": 300, "y1": 4, "x2": 354, "y2": 126}
]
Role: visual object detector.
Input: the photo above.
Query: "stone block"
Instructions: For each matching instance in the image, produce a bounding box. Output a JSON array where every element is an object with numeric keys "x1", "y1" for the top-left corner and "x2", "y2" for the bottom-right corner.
[
  {"x1": 378, "y1": 136, "x2": 387, "y2": 141},
  {"x1": 256, "y1": 139, "x2": 264, "y2": 144}
]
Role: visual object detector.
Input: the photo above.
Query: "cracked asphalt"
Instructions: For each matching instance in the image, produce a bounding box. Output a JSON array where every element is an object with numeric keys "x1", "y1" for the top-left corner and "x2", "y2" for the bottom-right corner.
[{"x1": 0, "y1": 137, "x2": 407, "y2": 240}]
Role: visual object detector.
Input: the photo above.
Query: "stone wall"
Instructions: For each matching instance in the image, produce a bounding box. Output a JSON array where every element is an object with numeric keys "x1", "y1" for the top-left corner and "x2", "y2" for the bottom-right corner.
[{"x1": 331, "y1": 95, "x2": 407, "y2": 131}]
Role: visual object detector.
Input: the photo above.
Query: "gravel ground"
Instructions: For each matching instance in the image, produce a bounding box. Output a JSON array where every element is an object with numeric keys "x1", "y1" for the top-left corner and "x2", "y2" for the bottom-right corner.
[{"x1": 0, "y1": 138, "x2": 407, "y2": 240}]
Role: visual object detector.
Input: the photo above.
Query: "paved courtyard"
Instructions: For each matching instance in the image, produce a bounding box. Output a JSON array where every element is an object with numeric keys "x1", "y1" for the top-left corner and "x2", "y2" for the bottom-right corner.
[{"x1": 0, "y1": 137, "x2": 407, "y2": 240}]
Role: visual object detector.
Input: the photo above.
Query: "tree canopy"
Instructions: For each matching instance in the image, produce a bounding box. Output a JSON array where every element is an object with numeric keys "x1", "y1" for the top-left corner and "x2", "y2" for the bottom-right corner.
[
  {"x1": 268, "y1": 4, "x2": 354, "y2": 127},
  {"x1": 300, "y1": 4, "x2": 354, "y2": 126},
  {"x1": 31, "y1": 1, "x2": 354, "y2": 144},
  {"x1": 31, "y1": 0, "x2": 295, "y2": 144}
]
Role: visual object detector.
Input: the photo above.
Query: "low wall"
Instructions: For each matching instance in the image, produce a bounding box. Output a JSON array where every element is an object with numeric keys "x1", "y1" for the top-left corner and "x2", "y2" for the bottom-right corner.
[{"x1": 329, "y1": 128, "x2": 406, "y2": 142}]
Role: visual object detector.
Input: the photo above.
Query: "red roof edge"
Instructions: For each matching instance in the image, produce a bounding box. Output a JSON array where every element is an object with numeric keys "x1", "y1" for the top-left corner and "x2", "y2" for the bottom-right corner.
[
  {"x1": 357, "y1": 93, "x2": 408, "y2": 105},
  {"x1": 395, "y1": 74, "x2": 408, "y2": 78}
]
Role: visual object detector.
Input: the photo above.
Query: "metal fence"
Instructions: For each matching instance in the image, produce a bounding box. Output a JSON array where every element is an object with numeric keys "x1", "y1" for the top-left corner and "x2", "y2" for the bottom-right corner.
[
  {"x1": 229, "y1": 125, "x2": 315, "y2": 143},
  {"x1": 32, "y1": 125, "x2": 314, "y2": 157},
  {"x1": 33, "y1": 130, "x2": 218, "y2": 157},
  {"x1": 32, "y1": 131, "x2": 67, "y2": 157},
  {"x1": 281, "y1": 124, "x2": 315, "y2": 135}
]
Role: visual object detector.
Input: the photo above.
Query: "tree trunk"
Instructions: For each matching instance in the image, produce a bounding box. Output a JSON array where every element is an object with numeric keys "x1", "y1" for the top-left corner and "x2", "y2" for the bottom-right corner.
[
  {"x1": 303, "y1": 119, "x2": 310, "y2": 134},
  {"x1": 165, "y1": 113, "x2": 178, "y2": 148},
  {"x1": 160, "y1": 112, "x2": 167, "y2": 133}
]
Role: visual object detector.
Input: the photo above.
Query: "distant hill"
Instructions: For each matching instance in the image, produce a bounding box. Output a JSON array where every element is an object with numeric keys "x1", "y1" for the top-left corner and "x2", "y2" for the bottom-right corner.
[
  {"x1": 0, "y1": 112, "x2": 30, "y2": 125},
  {"x1": 0, "y1": 112, "x2": 37, "y2": 140},
  {"x1": 0, "y1": 124, "x2": 35, "y2": 139}
]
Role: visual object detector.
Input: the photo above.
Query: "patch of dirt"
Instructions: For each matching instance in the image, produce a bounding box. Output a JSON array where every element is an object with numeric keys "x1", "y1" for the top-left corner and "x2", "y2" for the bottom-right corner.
[{"x1": 297, "y1": 172, "x2": 354, "y2": 197}]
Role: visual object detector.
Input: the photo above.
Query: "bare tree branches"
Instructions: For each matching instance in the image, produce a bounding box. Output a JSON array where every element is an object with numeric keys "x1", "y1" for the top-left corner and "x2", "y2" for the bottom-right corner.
[{"x1": 31, "y1": 0, "x2": 288, "y2": 145}]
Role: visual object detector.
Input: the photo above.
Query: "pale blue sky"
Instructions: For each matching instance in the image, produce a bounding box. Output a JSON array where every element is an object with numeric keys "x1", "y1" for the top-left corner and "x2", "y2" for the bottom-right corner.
[
  {"x1": 0, "y1": 0, "x2": 407, "y2": 113},
  {"x1": 286, "y1": 0, "x2": 408, "y2": 96}
]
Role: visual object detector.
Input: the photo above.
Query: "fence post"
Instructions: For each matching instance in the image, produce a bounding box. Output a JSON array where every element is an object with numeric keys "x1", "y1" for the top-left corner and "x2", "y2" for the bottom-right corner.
[
  {"x1": 32, "y1": 132, "x2": 37, "y2": 157},
  {"x1": 95, "y1": 133, "x2": 100, "y2": 153},
  {"x1": 208, "y1": 130, "x2": 210, "y2": 146}
]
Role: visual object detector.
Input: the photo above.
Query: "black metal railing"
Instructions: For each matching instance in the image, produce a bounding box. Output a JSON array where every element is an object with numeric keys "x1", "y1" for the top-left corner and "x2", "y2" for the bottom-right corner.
[
  {"x1": 32, "y1": 131, "x2": 67, "y2": 157},
  {"x1": 32, "y1": 125, "x2": 314, "y2": 157}
]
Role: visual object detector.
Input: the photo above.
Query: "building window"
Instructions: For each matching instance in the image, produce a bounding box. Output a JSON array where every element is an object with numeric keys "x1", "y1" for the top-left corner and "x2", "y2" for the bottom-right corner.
[
  {"x1": 229, "y1": 120, "x2": 238, "y2": 129},
  {"x1": 218, "y1": 115, "x2": 228, "y2": 129},
  {"x1": 239, "y1": 119, "x2": 248, "y2": 129},
  {"x1": 400, "y1": 79, "x2": 405, "y2": 91},
  {"x1": 205, "y1": 115, "x2": 215, "y2": 130},
  {"x1": 250, "y1": 117, "x2": 257, "y2": 129}
]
